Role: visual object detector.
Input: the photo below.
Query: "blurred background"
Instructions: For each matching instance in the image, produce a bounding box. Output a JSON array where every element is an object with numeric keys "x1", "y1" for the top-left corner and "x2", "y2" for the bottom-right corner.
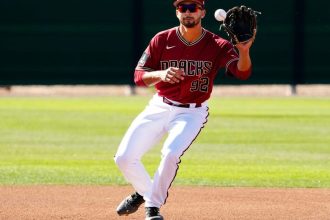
[{"x1": 0, "y1": 0, "x2": 329, "y2": 87}]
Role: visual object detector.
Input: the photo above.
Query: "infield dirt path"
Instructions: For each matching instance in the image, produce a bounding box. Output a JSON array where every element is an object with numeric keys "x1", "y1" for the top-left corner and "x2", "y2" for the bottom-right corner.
[{"x1": 0, "y1": 186, "x2": 329, "y2": 220}]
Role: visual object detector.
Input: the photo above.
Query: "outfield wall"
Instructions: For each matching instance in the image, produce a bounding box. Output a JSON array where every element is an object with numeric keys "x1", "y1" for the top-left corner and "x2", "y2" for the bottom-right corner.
[{"x1": 0, "y1": 0, "x2": 329, "y2": 85}]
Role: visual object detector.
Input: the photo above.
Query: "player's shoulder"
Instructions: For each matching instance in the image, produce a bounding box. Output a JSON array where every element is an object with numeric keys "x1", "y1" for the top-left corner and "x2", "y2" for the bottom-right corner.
[
  {"x1": 149, "y1": 27, "x2": 176, "y2": 44},
  {"x1": 203, "y1": 28, "x2": 232, "y2": 47},
  {"x1": 152, "y1": 27, "x2": 176, "y2": 39}
]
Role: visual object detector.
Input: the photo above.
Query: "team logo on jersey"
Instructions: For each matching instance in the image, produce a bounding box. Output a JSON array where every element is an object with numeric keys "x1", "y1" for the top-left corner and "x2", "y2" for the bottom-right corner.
[
  {"x1": 160, "y1": 60, "x2": 212, "y2": 76},
  {"x1": 138, "y1": 52, "x2": 149, "y2": 66}
]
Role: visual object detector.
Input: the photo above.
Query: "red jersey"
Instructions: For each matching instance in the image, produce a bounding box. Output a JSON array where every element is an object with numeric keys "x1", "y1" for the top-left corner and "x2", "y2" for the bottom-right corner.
[{"x1": 135, "y1": 27, "x2": 251, "y2": 104}]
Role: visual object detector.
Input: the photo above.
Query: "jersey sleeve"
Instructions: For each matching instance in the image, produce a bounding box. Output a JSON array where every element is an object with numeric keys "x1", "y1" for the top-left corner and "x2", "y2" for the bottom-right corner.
[
  {"x1": 134, "y1": 33, "x2": 166, "y2": 86},
  {"x1": 218, "y1": 40, "x2": 251, "y2": 80}
]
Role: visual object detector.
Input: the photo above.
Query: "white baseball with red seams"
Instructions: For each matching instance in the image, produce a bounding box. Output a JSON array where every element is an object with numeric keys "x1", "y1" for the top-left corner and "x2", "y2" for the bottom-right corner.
[{"x1": 214, "y1": 9, "x2": 227, "y2": 21}]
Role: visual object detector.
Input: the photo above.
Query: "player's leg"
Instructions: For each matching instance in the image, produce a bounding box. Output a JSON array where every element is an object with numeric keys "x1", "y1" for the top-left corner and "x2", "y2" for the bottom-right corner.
[
  {"x1": 114, "y1": 104, "x2": 168, "y2": 196},
  {"x1": 144, "y1": 106, "x2": 209, "y2": 208},
  {"x1": 114, "y1": 103, "x2": 169, "y2": 216},
  {"x1": 114, "y1": 98, "x2": 171, "y2": 216}
]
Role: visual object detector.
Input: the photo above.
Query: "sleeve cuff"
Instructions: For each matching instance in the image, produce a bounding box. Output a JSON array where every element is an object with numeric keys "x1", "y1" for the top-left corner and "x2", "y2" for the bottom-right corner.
[{"x1": 134, "y1": 70, "x2": 147, "y2": 87}]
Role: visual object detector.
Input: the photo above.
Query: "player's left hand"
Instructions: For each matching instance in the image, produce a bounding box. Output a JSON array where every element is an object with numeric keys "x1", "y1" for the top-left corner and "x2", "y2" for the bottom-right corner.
[{"x1": 235, "y1": 29, "x2": 256, "y2": 53}]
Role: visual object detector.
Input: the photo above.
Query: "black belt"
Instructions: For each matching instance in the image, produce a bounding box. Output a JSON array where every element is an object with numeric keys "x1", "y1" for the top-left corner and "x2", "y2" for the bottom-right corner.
[{"x1": 163, "y1": 97, "x2": 201, "y2": 108}]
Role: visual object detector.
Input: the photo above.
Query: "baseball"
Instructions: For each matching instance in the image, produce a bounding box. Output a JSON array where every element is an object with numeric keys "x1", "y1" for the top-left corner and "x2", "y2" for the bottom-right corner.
[{"x1": 214, "y1": 9, "x2": 226, "y2": 21}]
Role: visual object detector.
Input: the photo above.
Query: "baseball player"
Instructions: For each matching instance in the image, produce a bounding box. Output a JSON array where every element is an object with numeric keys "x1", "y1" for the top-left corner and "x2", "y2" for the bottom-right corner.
[{"x1": 114, "y1": 0, "x2": 254, "y2": 219}]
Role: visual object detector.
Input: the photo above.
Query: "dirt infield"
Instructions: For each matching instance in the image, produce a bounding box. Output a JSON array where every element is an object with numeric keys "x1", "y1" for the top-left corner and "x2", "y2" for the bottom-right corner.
[{"x1": 0, "y1": 186, "x2": 329, "y2": 220}]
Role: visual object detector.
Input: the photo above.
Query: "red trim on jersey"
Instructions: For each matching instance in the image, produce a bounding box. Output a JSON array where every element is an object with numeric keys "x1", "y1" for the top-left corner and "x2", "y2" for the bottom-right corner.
[
  {"x1": 227, "y1": 60, "x2": 252, "y2": 80},
  {"x1": 134, "y1": 70, "x2": 147, "y2": 87}
]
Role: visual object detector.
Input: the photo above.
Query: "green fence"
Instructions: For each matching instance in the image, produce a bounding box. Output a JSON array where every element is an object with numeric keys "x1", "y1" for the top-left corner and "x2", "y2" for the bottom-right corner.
[{"x1": 0, "y1": 0, "x2": 329, "y2": 85}]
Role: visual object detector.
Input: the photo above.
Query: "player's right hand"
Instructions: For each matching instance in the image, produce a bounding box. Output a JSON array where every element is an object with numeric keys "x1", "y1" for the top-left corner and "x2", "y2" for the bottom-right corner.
[{"x1": 160, "y1": 67, "x2": 185, "y2": 84}]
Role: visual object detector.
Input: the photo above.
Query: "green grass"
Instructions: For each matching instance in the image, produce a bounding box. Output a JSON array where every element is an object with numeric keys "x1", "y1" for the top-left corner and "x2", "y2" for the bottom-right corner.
[{"x1": 0, "y1": 96, "x2": 329, "y2": 187}]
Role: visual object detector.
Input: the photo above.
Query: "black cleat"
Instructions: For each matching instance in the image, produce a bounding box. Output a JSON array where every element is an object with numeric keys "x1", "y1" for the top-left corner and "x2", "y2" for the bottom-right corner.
[
  {"x1": 116, "y1": 192, "x2": 145, "y2": 216},
  {"x1": 145, "y1": 207, "x2": 164, "y2": 220}
]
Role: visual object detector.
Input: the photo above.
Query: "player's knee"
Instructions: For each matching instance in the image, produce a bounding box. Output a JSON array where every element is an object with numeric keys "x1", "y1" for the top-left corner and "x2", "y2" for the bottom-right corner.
[
  {"x1": 114, "y1": 154, "x2": 130, "y2": 170},
  {"x1": 163, "y1": 151, "x2": 180, "y2": 163}
]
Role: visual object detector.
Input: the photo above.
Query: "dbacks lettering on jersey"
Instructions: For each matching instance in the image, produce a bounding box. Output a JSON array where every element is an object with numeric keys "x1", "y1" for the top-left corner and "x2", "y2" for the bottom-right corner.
[{"x1": 160, "y1": 60, "x2": 212, "y2": 76}]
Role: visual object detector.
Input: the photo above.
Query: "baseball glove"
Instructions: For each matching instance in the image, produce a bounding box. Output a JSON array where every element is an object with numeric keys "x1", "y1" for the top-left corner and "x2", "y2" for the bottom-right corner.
[{"x1": 222, "y1": 5, "x2": 261, "y2": 45}]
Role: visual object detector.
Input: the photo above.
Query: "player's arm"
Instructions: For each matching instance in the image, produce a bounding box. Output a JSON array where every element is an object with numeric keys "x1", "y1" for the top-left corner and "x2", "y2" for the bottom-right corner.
[
  {"x1": 134, "y1": 32, "x2": 185, "y2": 86},
  {"x1": 235, "y1": 36, "x2": 254, "y2": 72},
  {"x1": 135, "y1": 67, "x2": 185, "y2": 87},
  {"x1": 223, "y1": 40, "x2": 253, "y2": 80}
]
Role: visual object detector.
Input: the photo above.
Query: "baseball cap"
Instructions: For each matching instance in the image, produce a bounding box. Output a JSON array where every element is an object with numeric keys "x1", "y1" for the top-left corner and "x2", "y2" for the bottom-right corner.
[{"x1": 173, "y1": 0, "x2": 205, "y2": 7}]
